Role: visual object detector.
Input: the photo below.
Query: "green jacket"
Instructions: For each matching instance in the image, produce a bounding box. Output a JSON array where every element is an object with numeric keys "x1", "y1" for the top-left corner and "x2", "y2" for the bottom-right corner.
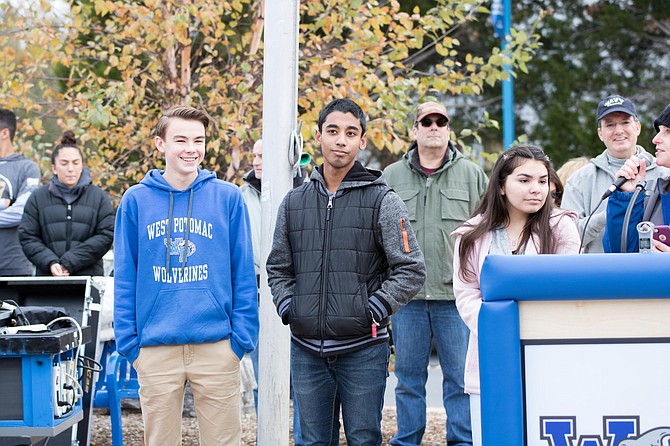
[{"x1": 383, "y1": 142, "x2": 487, "y2": 300}]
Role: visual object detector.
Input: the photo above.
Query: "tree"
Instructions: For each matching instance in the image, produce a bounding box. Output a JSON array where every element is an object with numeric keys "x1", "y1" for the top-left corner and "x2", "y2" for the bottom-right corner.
[
  {"x1": 0, "y1": 0, "x2": 541, "y2": 201},
  {"x1": 0, "y1": 0, "x2": 68, "y2": 172},
  {"x1": 511, "y1": 0, "x2": 670, "y2": 166}
]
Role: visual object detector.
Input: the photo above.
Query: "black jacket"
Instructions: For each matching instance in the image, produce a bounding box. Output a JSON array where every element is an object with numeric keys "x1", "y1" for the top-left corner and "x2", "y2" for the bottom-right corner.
[
  {"x1": 267, "y1": 162, "x2": 426, "y2": 356},
  {"x1": 19, "y1": 181, "x2": 114, "y2": 276},
  {"x1": 283, "y1": 170, "x2": 390, "y2": 340}
]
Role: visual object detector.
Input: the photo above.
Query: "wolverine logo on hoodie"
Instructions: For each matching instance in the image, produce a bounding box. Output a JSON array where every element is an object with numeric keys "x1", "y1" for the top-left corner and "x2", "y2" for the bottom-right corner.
[{"x1": 165, "y1": 237, "x2": 196, "y2": 262}]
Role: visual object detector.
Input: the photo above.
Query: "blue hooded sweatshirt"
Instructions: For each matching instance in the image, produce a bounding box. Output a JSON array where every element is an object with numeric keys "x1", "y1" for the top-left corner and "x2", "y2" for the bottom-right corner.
[{"x1": 114, "y1": 169, "x2": 259, "y2": 364}]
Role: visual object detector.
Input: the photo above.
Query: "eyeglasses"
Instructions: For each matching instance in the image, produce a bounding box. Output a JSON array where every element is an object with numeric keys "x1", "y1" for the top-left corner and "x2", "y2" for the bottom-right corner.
[{"x1": 418, "y1": 117, "x2": 449, "y2": 128}]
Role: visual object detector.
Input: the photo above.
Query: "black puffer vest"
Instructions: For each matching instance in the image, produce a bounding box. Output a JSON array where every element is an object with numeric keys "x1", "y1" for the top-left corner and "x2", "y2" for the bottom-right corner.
[{"x1": 284, "y1": 181, "x2": 390, "y2": 340}]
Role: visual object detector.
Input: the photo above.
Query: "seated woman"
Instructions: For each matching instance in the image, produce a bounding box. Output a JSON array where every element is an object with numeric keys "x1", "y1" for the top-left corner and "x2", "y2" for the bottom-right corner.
[
  {"x1": 19, "y1": 131, "x2": 114, "y2": 276},
  {"x1": 603, "y1": 104, "x2": 670, "y2": 253}
]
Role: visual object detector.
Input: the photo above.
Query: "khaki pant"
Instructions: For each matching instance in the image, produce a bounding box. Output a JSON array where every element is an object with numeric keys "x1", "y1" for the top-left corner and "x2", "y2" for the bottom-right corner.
[{"x1": 133, "y1": 339, "x2": 241, "y2": 446}]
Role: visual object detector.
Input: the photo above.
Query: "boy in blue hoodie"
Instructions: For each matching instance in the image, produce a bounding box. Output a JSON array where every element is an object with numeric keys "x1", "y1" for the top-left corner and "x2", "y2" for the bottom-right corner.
[{"x1": 114, "y1": 106, "x2": 258, "y2": 446}]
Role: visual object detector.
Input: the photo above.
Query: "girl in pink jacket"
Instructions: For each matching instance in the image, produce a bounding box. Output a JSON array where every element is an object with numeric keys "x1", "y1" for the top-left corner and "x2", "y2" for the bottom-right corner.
[{"x1": 452, "y1": 145, "x2": 580, "y2": 445}]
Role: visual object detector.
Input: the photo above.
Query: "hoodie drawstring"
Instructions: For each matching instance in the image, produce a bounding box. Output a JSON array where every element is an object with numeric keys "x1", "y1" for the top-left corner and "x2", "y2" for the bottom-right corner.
[
  {"x1": 181, "y1": 189, "x2": 194, "y2": 270},
  {"x1": 166, "y1": 192, "x2": 174, "y2": 271}
]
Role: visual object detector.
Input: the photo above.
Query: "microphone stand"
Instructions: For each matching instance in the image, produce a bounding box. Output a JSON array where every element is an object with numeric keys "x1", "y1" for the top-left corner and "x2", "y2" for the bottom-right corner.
[{"x1": 620, "y1": 181, "x2": 647, "y2": 253}]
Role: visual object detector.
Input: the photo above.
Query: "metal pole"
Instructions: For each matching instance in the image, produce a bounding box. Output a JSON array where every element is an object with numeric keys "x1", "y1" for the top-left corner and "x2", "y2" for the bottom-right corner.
[
  {"x1": 257, "y1": 0, "x2": 299, "y2": 444},
  {"x1": 502, "y1": 0, "x2": 515, "y2": 150}
]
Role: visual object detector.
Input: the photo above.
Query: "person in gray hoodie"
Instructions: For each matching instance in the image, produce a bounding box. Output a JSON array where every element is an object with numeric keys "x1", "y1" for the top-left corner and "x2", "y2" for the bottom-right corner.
[
  {"x1": 562, "y1": 94, "x2": 667, "y2": 253},
  {"x1": 267, "y1": 98, "x2": 426, "y2": 445},
  {"x1": 0, "y1": 108, "x2": 41, "y2": 276}
]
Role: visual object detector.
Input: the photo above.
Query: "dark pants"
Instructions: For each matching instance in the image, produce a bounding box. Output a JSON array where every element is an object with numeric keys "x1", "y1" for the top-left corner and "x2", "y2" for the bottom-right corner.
[{"x1": 291, "y1": 342, "x2": 390, "y2": 446}]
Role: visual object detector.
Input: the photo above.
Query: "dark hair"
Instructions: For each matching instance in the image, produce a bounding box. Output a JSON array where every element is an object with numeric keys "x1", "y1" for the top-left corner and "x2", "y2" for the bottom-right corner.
[
  {"x1": 51, "y1": 130, "x2": 84, "y2": 164},
  {"x1": 549, "y1": 164, "x2": 563, "y2": 207},
  {"x1": 457, "y1": 145, "x2": 559, "y2": 281},
  {"x1": 0, "y1": 108, "x2": 17, "y2": 142},
  {"x1": 155, "y1": 106, "x2": 210, "y2": 140},
  {"x1": 317, "y1": 98, "x2": 366, "y2": 134},
  {"x1": 653, "y1": 104, "x2": 670, "y2": 133}
]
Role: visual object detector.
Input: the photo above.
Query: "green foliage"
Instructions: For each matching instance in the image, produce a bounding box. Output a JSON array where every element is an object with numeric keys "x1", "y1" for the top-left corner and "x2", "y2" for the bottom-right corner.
[
  {"x1": 0, "y1": 0, "x2": 65, "y2": 167},
  {"x1": 512, "y1": 0, "x2": 670, "y2": 166},
  {"x1": 0, "y1": 0, "x2": 542, "y2": 201}
]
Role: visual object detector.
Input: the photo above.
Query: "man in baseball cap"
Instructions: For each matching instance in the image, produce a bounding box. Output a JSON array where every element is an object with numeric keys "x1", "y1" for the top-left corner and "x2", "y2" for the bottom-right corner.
[
  {"x1": 383, "y1": 101, "x2": 488, "y2": 446},
  {"x1": 562, "y1": 93, "x2": 664, "y2": 253}
]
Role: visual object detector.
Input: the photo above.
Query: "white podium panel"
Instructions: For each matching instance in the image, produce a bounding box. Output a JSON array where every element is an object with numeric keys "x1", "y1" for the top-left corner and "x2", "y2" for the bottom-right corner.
[
  {"x1": 524, "y1": 342, "x2": 670, "y2": 445},
  {"x1": 478, "y1": 254, "x2": 670, "y2": 446}
]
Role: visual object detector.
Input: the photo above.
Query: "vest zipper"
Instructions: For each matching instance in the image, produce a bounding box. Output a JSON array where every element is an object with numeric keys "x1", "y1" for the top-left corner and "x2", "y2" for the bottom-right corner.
[{"x1": 319, "y1": 194, "x2": 335, "y2": 354}]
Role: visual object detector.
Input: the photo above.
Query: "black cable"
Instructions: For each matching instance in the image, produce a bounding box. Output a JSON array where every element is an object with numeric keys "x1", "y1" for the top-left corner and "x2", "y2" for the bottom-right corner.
[
  {"x1": 55, "y1": 400, "x2": 74, "y2": 418},
  {"x1": 3, "y1": 299, "x2": 30, "y2": 325},
  {"x1": 78, "y1": 355, "x2": 103, "y2": 376},
  {"x1": 620, "y1": 181, "x2": 647, "y2": 253},
  {"x1": 579, "y1": 199, "x2": 605, "y2": 254}
]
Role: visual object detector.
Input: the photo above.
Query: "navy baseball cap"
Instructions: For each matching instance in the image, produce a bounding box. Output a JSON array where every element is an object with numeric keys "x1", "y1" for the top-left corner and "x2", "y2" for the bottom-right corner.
[{"x1": 596, "y1": 95, "x2": 638, "y2": 123}]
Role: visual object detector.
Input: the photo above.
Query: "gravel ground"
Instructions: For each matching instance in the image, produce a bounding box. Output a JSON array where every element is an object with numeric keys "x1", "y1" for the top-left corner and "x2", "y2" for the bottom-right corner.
[{"x1": 89, "y1": 406, "x2": 449, "y2": 445}]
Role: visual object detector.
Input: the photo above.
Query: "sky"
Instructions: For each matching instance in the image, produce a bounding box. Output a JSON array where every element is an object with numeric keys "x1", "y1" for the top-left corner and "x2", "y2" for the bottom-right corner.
[{"x1": 6, "y1": 0, "x2": 70, "y2": 16}]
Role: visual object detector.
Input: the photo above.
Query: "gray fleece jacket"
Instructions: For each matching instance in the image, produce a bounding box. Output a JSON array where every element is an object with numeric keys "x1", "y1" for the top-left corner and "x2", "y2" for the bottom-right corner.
[{"x1": 0, "y1": 153, "x2": 41, "y2": 275}]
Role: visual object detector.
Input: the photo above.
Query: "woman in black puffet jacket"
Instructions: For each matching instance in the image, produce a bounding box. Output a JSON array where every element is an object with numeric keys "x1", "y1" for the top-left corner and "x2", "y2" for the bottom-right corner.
[{"x1": 19, "y1": 131, "x2": 114, "y2": 276}]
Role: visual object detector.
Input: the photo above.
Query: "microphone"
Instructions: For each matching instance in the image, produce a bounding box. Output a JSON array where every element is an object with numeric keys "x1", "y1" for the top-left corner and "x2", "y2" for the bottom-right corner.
[
  {"x1": 601, "y1": 151, "x2": 654, "y2": 200},
  {"x1": 637, "y1": 221, "x2": 654, "y2": 253}
]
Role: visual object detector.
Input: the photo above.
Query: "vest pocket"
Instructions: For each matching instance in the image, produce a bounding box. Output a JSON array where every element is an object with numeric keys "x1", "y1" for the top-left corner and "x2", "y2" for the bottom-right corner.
[
  {"x1": 324, "y1": 283, "x2": 371, "y2": 339},
  {"x1": 288, "y1": 294, "x2": 320, "y2": 338}
]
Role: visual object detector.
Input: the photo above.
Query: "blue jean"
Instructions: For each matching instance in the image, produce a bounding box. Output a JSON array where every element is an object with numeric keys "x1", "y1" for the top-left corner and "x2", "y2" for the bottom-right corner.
[
  {"x1": 391, "y1": 300, "x2": 472, "y2": 446},
  {"x1": 250, "y1": 346, "x2": 304, "y2": 445},
  {"x1": 291, "y1": 342, "x2": 390, "y2": 446}
]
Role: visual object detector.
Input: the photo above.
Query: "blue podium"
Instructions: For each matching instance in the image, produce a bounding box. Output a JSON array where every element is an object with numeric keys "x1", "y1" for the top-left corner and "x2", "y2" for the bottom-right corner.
[{"x1": 479, "y1": 254, "x2": 670, "y2": 446}]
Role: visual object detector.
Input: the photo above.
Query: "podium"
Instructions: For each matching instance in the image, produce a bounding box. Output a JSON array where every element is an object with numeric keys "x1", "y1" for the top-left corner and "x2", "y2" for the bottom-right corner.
[{"x1": 479, "y1": 254, "x2": 670, "y2": 446}]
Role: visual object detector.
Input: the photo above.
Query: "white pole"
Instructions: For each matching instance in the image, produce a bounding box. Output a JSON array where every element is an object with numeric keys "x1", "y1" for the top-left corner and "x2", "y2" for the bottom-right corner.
[{"x1": 257, "y1": 0, "x2": 299, "y2": 444}]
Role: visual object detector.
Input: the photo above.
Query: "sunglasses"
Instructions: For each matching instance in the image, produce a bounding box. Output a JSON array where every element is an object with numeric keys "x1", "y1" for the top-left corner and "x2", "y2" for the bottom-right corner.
[{"x1": 418, "y1": 117, "x2": 449, "y2": 128}]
